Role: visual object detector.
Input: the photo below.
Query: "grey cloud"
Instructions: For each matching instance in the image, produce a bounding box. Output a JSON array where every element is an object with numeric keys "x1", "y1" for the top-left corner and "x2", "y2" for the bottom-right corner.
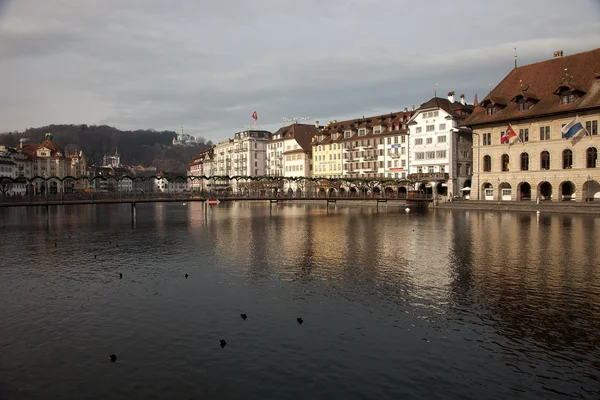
[{"x1": 0, "y1": 0, "x2": 599, "y2": 142}]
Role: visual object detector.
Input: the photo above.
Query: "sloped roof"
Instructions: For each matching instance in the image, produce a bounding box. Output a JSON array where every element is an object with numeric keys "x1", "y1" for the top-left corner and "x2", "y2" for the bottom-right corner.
[
  {"x1": 415, "y1": 97, "x2": 474, "y2": 118},
  {"x1": 463, "y1": 47, "x2": 600, "y2": 127},
  {"x1": 318, "y1": 110, "x2": 413, "y2": 141},
  {"x1": 274, "y1": 123, "x2": 319, "y2": 152}
]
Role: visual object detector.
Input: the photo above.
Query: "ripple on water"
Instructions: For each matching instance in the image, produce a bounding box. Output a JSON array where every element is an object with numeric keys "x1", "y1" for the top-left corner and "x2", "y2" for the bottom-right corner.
[{"x1": 1, "y1": 203, "x2": 600, "y2": 399}]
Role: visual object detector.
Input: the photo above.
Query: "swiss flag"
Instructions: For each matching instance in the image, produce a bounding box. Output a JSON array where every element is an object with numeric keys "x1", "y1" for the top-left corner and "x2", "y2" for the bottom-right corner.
[
  {"x1": 252, "y1": 111, "x2": 258, "y2": 121},
  {"x1": 501, "y1": 123, "x2": 517, "y2": 144}
]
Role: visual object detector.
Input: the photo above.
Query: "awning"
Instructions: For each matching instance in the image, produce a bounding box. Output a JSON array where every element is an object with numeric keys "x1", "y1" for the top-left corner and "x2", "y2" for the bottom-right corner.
[{"x1": 460, "y1": 187, "x2": 471, "y2": 191}]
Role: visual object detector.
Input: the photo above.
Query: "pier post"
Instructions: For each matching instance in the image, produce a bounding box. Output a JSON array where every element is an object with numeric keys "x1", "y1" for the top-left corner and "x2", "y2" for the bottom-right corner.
[{"x1": 45, "y1": 204, "x2": 49, "y2": 223}]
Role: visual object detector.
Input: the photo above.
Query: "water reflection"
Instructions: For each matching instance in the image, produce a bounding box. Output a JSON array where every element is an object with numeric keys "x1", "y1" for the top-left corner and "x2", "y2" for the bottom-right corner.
[{"x1": 1, "y1": 203, "x2": 599, "y2": 399}]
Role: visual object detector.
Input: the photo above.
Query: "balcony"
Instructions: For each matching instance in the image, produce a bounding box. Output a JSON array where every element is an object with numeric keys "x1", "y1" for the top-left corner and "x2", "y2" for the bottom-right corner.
[
  {"x1": 407, "y1": 172, "x2": 449, "y2": 180},
  {"x1": 363, "y1": 156, "x2": 376, "y2": 161},
  {"x1": 344, "y1": 147, "x2": 356, "y2": 152},
  {"x1": 390, "y1": 153, "x2": 401, "y2": 159}
]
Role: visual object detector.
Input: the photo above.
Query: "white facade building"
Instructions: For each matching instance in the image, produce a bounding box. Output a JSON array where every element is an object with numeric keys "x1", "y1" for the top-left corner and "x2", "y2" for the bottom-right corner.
[
  {"x1": 232, "y1": 130, "x2": 270, "y2": 177},
  {"x1": 408, "y1": 92, "x2": 474, "y2": 197},
  {"x1": 279, "y1": 124, "x2": 318, "y2": 194}
]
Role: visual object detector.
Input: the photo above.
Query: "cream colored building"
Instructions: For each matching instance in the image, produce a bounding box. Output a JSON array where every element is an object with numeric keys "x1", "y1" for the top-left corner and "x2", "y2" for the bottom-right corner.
[
  {"x1": 312, "y1": 121, "x2": 343, "y2": 179},
  {"x1": 463, "y1": 48, "x2": 600, "y2": 202}
]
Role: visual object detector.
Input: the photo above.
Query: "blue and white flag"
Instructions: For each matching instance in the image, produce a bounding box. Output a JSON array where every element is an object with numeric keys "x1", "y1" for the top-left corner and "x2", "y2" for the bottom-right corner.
[{"x1": 562, "y1": 115, "x2": 586, "y2": 139}]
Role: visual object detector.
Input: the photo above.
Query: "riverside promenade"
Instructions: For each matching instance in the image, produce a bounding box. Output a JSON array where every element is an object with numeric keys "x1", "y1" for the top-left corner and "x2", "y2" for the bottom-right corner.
[{"x1": 435, "y1": 199, "x2": 600, "y2": 214}]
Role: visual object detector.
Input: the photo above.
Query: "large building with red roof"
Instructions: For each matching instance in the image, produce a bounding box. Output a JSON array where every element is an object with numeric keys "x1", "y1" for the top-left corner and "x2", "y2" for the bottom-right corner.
[{"x1": 462, "y1": 48, "x2": 600, "y2": 202}]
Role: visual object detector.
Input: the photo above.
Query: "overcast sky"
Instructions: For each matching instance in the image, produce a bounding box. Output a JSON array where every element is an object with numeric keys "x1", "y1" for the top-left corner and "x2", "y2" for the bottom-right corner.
[{"x1": 1, "y1": 0, "x2": 599, "y2": 142}]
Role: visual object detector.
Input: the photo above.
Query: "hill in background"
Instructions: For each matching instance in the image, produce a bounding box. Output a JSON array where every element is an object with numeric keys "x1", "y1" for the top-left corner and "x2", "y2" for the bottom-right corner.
[{"x1": 0, "y1": 124, "x2": 212, "y2": 173}]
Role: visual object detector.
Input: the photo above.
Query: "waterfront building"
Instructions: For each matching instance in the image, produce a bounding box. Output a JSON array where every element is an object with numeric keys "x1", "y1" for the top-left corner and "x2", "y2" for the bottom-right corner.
[
  {"x1": 212, "y1": 139, "x2": 235, "y2": 193},
  {"x1": 188, "y1": 148, "x2": 214, "y2": 192},
  {"x1": 232, "y1": 130, "x2": 271, "y2": 177},
  {"x1": 462, "y1": 48, "x2": 600, "y2": 201},
  {"x1": 312, "y1": 120, "x2": 343, "y2": 179},
  {"x1": 408, "y1": 93, "x2": 474, "y2": 198},
  {"x1": 0, "y1": 145, "x2": 31, "y2": 195},
  {"x1": 266, "y1": 129, "x2": 285, "y2": 177},
  {"x1": 279, "y1": 123, "x2": 319, "y2": 195},
  {"x1": 314, "y1": 111, "x2": 413, "y2": 196},
  {"x1": 19, "y1": 133, "x2": 88, "y2": 194}
]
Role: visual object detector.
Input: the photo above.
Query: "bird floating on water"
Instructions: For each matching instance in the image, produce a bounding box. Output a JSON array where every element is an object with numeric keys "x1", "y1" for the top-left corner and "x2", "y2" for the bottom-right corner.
[
  {"x1": 109, "y1": 354, "x2": 117, "y2": 362},
  {"x1": 241, "y1": 313, "x2": 247, "y2": 320},
  {"x1": 119, "y1": 273, "x2": 123, "y2": 279},
  {"x1": 220, "y1": 339, "x2": 227, "y2": 348},
  {"x1": 185, "y1": 273, "x2": 188, "y2": 279},
  {"x1": 297, "y1": 317, "x2": 303, "y2": 325}
]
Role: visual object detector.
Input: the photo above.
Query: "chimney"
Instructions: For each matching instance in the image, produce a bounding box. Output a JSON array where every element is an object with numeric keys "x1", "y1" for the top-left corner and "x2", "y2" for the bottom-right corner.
[
  {"x1": 553, "y1": 50, "x2": 564, "y2": 58},
  {"x1": 460, "y1": 94, "x2": 465, "y2": 105},
  {"x1": 404, "y1": 107, "x2": 408, "y2": 112},
  {"x1": 448, "y1": 91, "x2": 455, "y2": 103},
  {"x1": 315, "y1": 120, "x2": 319, "y2": 128}
]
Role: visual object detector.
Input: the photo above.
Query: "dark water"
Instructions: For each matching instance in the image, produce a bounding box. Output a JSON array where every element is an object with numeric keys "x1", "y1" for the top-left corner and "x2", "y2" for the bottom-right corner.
[{"x1": 1, "y1": 202, "x2": 600, "y2": 400}]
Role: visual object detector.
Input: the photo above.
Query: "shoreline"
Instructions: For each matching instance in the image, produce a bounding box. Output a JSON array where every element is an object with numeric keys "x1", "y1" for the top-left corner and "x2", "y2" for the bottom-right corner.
[{"x1": 432, "y1": 199, "x2": 600, "y2": 214}]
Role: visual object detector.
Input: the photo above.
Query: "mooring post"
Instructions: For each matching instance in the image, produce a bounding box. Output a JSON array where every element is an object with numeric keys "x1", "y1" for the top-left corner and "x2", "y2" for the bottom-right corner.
[
  {"x1": 269, "y1": 200, "x2": 272, "y2": 215},
  {"x1": 45, "y1": 204, "x2": 49, "y2": 222}
]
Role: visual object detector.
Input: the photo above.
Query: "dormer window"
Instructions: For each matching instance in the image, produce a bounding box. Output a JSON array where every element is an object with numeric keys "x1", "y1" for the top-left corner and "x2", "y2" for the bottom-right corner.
[
  {"x1": 561, "y1": 93, "x2": 575, "y2": 104},
  {"x1": 344, "y1": 131, "x2": 351, "y2": 138},
  {"x1": 486, "y1": 106, "x2": 496, "y2": 115},
  {"x1": 358, "y1": 129, "x2": 366, "y2": 136},
  {"x1": 518, "y1": 100, "x2": 530, "y2": 111}
]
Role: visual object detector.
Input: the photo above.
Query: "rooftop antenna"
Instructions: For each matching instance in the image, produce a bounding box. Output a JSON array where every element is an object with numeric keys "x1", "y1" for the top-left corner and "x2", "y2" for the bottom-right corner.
[{"x1": 514, "y1": 47, "x2": 518, "y2": 69}]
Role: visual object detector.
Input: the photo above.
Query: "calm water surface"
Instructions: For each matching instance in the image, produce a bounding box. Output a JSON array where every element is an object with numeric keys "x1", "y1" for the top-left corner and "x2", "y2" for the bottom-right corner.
[{"x1": 1, "y1": 202, "x2": 600, "y2": 399}]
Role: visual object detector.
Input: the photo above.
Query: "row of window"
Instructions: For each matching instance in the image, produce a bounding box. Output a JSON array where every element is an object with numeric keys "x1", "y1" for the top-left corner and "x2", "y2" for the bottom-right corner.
[
  {"x1": 486, "y1": 92, "x2": 578, "y2": 116},
  {"x1": 482, "y1": 121, "x2": 599, "y2": 146},
  {"x1": 415, "y1": 136, "x2": 447, "y2": 145},
  {"x1": 482, "y1": 147, "x2": 598, "y2": 172},
  {"x1": 414, "y1": 124, "x2": 446, "y2": 134},
  {"x1": 414, "y1": 150, "x2": 447, "y2": 160}
]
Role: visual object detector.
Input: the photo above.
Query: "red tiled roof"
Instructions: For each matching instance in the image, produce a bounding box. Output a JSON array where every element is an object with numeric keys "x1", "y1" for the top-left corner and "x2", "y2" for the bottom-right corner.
[
  {"x1": 274, "y1": 124, "x2": 319, "y2": 152},
  {"x1": 463, "y1": 47, "x2": 600, "y2": 127},
  {"x1": 319, "y1": 111, "x2": 413, "y2": 141}
]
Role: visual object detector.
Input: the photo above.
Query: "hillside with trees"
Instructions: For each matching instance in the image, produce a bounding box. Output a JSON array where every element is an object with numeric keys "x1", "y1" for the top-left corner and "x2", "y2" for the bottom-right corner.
[{"x1": 0, "y1": 124, "x2": 212, "y2": 173}]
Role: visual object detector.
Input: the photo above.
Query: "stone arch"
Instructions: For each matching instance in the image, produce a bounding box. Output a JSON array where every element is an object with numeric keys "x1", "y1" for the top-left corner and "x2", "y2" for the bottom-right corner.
[
  {"x1": 517, "y1": 182, "x2": 532, "y2": 201},
  {"x1": 538, "y1": 181, "x2": 552, "y2": 201},
  {"x1": 583, "y1": 180, "x2": 600, "y2": 201},
  {"x1": 498, "y1": 182, "x2": 512, "y2": 201},
  {"x1": 398, "y1": 186, "x2": 408, "y2": 199},
  {"x1": 417, "y1": 182, "x2": 432, "y2": 197},
  {"x1": 559, "y1": 180, "x2": 576, "y2": 201},
  {"x1": 482, "y1": 182, "x2": 494, "y2": 200},
  {"x1": 435, "y1": 181, "x2": 448, "y2": 196}
]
